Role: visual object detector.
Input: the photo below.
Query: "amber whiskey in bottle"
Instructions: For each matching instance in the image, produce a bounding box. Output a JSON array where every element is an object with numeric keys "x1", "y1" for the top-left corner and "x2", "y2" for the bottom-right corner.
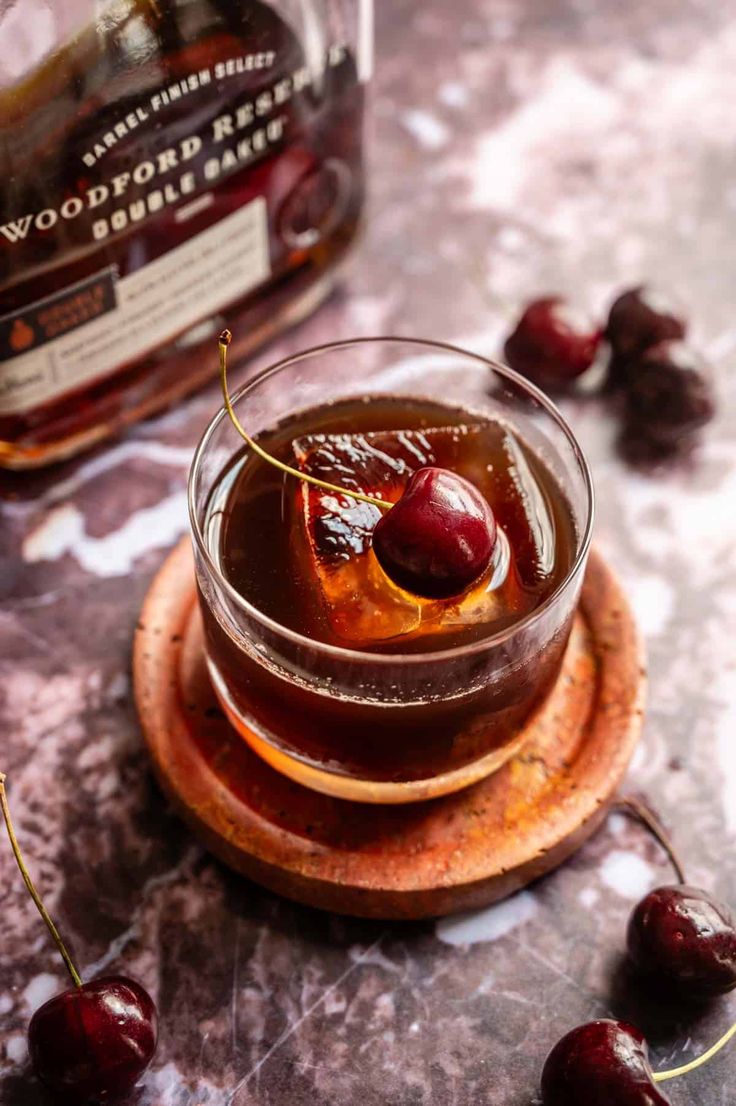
[{"x1": 0, "y1": 0, "x2": 370, "y2": 467}]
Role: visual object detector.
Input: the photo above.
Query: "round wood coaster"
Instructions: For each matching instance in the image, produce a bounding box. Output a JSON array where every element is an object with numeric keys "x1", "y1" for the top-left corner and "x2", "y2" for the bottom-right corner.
[{"x1": 133, "y1": 539, "x2": 645, "y2": 920}]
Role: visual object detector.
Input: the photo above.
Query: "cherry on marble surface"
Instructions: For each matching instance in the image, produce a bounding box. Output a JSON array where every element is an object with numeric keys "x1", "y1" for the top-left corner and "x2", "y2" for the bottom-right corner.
[
  {"x1": 0, "y1": 774, "x2": 158, "y2": 1104},
  {"x1": 541, "y1": 1020, "x2": 671, "y2": 1106},
  {"x1": 373, "y1": 466, "x2": 497, "y2": 599},
  {"x1": 627, "y1": 885, "x2": 736, "y2": 999},
  {"x1": 29, "y1": 976, "x2": 158, "y2": 1103},
  {"x1": 605, "y1": 285, "x2": 687, "y2": 388},
  {"x1": 503, "y1": 296, "x2": 601, "y2": 389},
  {"x1": 616, "y1": 424, "x2": 692, "y2": 467},
  {"x1": 605, "y1": 286, "x2": 687, "y2": 356},
  {"x1": 622, "y1": 340, "x2": 715, "y2": 436},
  {"x1": 617, "y1": 340, "x2": 715, "y2": 463}
]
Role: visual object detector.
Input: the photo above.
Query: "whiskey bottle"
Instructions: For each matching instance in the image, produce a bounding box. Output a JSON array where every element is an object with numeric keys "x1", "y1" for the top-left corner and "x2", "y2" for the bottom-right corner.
[{"x1": 0, "y1": 0, "x2": 371, "y2": 468}]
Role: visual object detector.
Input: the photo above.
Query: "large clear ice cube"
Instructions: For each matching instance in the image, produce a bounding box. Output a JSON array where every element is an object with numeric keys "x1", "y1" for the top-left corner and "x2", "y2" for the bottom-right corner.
[{"x1": 293, "y1": 424, "x2": 554, "y2": 646}]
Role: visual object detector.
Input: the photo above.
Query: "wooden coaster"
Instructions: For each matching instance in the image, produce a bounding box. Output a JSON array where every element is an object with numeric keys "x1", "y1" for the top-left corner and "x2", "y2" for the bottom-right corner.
[{"x1": 133, "y1": 540, "x2": 645, "y2": 920}]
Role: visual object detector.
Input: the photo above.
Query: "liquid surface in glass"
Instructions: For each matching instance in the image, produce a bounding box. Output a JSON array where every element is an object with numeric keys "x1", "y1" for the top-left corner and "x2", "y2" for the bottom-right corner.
[{"x1": 206, "y1": 396, "x2": 576, "y2": 654}]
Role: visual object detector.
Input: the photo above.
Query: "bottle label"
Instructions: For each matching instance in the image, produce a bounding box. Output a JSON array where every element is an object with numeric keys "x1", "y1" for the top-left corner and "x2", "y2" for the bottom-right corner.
[
  {"x1": 0, "y1": 26, "x2": 357, "y2": 421},
  {"x1": 0, "y1": 198, "x2": 269, "y2": 416}
]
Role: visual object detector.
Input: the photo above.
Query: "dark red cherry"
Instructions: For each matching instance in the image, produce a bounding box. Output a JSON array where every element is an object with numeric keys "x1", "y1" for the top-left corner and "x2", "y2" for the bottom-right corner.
[
  {"x1": 504, "y1": 297, "x2": 601, "y2": 389},
  {"x1": 606, "y1": 286, "x2": 687, "y2": 388},
  {"x1": 623, "y1": 341, "x2": 715, "y2": 438},
  {"x1": 28, "y1": 975, "x2": 158, "y2": 1102},
  {"x1": 617, "y1": 340, "x2": 715, "y2": 463},
  {"x1": 372, "y1": 466, "x2": 496, "y2": 599},
  {"x1": 606, "y1": 285, "x2": 687, "y2": 356},
  {"x1": 627, "y1": 885, "x2": 736, "y2": 999},
  {"x1": 541, "y1": 1020, "x2": 671, "y2": 1105}
]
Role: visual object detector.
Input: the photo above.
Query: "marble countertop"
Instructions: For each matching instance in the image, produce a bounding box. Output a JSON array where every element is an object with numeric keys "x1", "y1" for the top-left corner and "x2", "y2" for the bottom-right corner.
[{"x1": 2, "y1": 1, "x2": 736, "y2": 1103}]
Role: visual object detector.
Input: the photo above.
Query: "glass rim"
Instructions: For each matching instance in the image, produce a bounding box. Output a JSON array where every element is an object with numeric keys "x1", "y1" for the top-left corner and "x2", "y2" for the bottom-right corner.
[{"x1": 188, "y1": 335, "x2": 595, "y2": 664}]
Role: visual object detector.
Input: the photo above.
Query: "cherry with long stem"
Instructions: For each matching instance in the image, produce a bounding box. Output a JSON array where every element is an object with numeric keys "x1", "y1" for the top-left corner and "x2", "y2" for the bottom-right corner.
[
  {"x1": 1, "y1": 771, "x2": 158, "y2": 1102},
  {"x1": 218, "y1": 330, "x2": 498, "y2": 599},
  {"x1": 542, "y1": 1016, "x2": 736, "y2": 1104},
  {"x1": 0, "y1": 772, "x2": 82, "y2": 988},
  {"x1": 613, "y1": 794, "x2": 736, "y2": 1084},
  {"x1": 616, "y1": 794, "x2": 736, "y2": 998},
  {"x1": 215, "y1": 331, "x2": 495, "y2": 601}
]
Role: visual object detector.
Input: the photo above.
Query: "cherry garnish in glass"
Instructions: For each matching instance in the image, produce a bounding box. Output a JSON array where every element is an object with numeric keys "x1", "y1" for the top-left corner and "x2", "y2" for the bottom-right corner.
[
  {"x1": 218, "y1": 331, "x2": 497, "y2": 600},
  {"x1": 0, "y1": 773, "x2": 157, "y2": 1102},
  {"x1": 503, "y1": 296, "x2": 601, "y2": 389},
  {"x1": 627, "y1": 885, "x2": 736, "y2": 999},
  {"x1": 372, "y1": 466, "x2": 496, "y2": 599}
]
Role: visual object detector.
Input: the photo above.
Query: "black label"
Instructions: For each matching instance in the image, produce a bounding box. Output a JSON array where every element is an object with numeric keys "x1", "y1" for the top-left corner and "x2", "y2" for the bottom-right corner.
[{"x1": 0, "y1": 268, "x2": 118, "y2": 362}]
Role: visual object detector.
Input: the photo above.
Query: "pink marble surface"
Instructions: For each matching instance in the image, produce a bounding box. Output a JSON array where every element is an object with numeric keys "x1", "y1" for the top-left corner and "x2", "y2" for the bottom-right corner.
[{"x1": 2, "y1": 1, "x2": 736, "y2": 1103}]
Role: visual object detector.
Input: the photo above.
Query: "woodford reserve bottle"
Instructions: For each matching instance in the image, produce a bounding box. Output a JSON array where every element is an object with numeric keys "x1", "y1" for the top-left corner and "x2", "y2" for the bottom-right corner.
[{"x1": 0, "y1": 0, "x2": 371, "y2": 468}]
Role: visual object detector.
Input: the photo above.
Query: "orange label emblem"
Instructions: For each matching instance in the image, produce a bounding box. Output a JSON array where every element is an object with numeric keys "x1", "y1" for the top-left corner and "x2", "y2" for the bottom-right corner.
[{"x1": 9, "y1": 318, "x2": 34, "y2": 352}]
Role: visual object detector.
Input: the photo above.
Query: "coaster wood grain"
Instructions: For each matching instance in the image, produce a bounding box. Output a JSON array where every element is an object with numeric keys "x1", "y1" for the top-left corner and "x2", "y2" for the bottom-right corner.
[{"x1": 133, "y1": 539, "x2": 645, "y2": 920}]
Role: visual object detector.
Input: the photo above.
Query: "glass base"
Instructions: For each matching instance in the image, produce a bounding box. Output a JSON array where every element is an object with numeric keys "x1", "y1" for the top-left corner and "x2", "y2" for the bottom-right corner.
[{"x1": 207, "y1": 658, "x2": 529, "y2": 805}]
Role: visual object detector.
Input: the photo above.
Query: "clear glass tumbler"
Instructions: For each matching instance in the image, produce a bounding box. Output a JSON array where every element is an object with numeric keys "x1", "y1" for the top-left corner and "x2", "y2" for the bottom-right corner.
[{"x1": 189, "y1": 337, "x2": 594, "y2": 803}]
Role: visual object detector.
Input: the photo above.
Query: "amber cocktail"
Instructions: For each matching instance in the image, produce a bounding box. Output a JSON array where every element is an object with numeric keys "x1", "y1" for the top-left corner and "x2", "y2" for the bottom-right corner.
[{"x1": 189, "y1": 337, "x2": 593, "y2": 802}]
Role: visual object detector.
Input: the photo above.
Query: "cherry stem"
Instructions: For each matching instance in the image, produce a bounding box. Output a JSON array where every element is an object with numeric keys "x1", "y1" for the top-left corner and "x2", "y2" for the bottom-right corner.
[
  {"x1": 0, "y1": 772, "x2": 83, "y2": 990},
  {"x1": 614, "y1": 795, "x2": 686, "y2": 884},
  {"x1": 218, "y1": 331, "x2": 393, "y2": 511},
  {"x1": 612, "y1": 795, "x2": 735, "y2": 1083},
  {"x1": 653, "y1": 1018, "x2": 736, "y2": 1083}
]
